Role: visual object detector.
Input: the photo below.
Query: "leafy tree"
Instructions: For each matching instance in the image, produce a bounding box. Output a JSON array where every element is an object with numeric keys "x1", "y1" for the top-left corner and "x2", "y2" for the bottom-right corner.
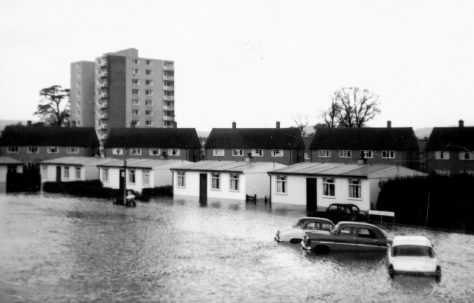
[
  {"x1": 321, "y1": 87, "x2": 381, "y2": 128},
  {"x1": 34, "y1": 85, "x2": 70, "y2": 126}
]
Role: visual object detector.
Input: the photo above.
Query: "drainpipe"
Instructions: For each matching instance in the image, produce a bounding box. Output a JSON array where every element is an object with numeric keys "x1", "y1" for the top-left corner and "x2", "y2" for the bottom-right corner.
[{"x1": 123, "y1": 148, "x2": 127, "y2": 203}]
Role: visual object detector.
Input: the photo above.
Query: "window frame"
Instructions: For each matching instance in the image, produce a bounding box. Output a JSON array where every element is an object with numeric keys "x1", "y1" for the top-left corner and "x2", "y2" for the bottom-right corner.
[
  {"x1": 213, "y1": 149, "x2": 225, "y2": 156},
  {"x1": 272, "y1": 149, "x2": 283, "y2": 157},
  {"x1": 47, "y1": 146, "x2": 59, "y2": 153},
  {"x1": 323, "y1": 177, "x2": 336, "y2": 197},
  {"x1": 177, "y1": 171, "x2": 185, "y2": 188},
  {"x1": 143, "y1": 170, "x2": 150, "y2": 186},
  {"x1": 348, "y1": 178, "x2": 362, "y2": 199},
  {"x1": 75, "y1": 167, "x2": 81, "y2": 179},
  {"x1": 230, "y1": 173, "x2": 239, "y2": 191},
  {"x1": 128, "y1": 169, "x2": 136, "y2": 184},
  {"x1": 318, "y1": 150, "x2": 331, "y2": 158},
  {"x1": 232, "y1": 149, "x2": 244, "y2": 157},
  {"x1": 338, "y1": 150, "x2": 352, "y2": 159},
  {"x1": 63, "y1": 166, "x2": 70, "y2": 180},
  {"x1": 211, "y1": 173, "x2": 220, "y2": 190},
  {"x1": 169, "y1": 148, "x2": 180, "y2": 156},
  {"x1": 251, "y1": 149, "x2": 264, "y2": 157},
  {"x1": 27, "y1": 146, "x2": 39, "y2": 154},
  {"x1": 382, "y1": 150, "x2": 396, "y2": 159},
  {"x1": 102, "y1": 168, "x2": 109, "y2": 182},
  {"x1": 276, "y1": 175, "x2": 287, "y2": 194},
  {"x1": 67, "y1": 146, "x2": 79, "y2": 154}
]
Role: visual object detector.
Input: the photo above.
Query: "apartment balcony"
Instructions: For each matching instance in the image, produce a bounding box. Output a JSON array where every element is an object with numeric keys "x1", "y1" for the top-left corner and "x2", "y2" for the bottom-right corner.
[
  {"x1": 163, "y1": 75, "x2": 174, "y2": 81},
  {"x1": 97, "y1": 78, "x2": 108, "y2": 87},
  {"x1": 163, "y1": 62, "x2": 174, "y2": 70},
  {"x1": 98, "y1": 91, "x2": 108, "y2": 98},
  {"x1": 97, "y1": 57, "x2": 107, "y2": 67},
  {"x1": 163, "y1": 95, "x2": 174, "y2": 101},
  {"x1": 163, "y1": 116, "x2": 175, "y2": 121},
  {"x1": 98, "y1": 101, "x2": 108, "y2": 109},
  {"x1": 97, "y1": 123, "x2": 108, "y2": 131},
  {"x1": 163, "y1": 85, "x2": 174, "y2": 90},
  {"x1": 163, "y1": 105, "x2": 174, "y2": 111},
  {"x1": 97, "y1": 111, "x2": 108, "y2": 119}
]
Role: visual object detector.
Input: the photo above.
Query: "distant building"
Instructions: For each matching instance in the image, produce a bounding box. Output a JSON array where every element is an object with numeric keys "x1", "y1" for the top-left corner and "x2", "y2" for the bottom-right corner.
[
  {"x1": 0, "y1": 126, "x2": 99, "y2": 164},
  {"x1": 0, "y1": 156, "x2": 22, "y2": 192},
  {"x1": 268, "y1": 162, "x2": 426, "y2": 212},
  {"x1": 70, "y1": 48, "x2": 176, "y2": 146},
  {"x1": 103, "y1": 128, "x2": 201, "y2": 162},
  {"x1": 205, "y1": 122, "x2": 305, "y2": 165},
  {"x1": 425, "y1": 120, "x2": 474, "y2": 175},
  {"x1": 309, "y1": 121, "x2": 419, "y2": 169}
]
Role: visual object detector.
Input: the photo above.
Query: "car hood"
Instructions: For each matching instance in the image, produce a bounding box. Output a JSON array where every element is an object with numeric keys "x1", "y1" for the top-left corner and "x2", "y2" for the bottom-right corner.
[{"x1": 392, "y1": 256, "x2": 438, "y2": 272}]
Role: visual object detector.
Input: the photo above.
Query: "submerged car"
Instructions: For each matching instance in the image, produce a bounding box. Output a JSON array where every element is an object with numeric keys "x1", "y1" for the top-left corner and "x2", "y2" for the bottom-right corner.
[
  {"x1": 387, "y1": 236, "x2": 441, "y2": 282},
  {"x1": 301, "y1": 221, "x2": 389, "y2": 253},
  {"x1": 275, "y1": 217, "x2": 334, "y2": 244}
]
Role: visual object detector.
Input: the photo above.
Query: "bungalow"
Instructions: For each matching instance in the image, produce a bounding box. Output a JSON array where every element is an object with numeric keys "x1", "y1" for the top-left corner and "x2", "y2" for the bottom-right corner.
[
  {"x1": 309, "y1": 121, "x2": 419, "y2": 169},
  {"x1": 0, "y1": 125, "x2": 99, "y2": 164},
  {"x1": 0, "y1": 156, "x2": 22, "y2": 192},
  {"x1": 40, "y1": 157, "x2": 114, "y2": 183},
  {"x1": 205, "y1": 122, "x2": 305, "y2": 165},
  {"x1": 170, "y1": 160, "x2": 287, "y2": 202},
  {"x1": 268, "y1": 162, "x2": 426, "y2": 213},
  {"x1": 103, "y1": 128, "x2": 201, "y2": 161},
  {"x1": 425, "y1": 120, "x2": 474, "y2": 175},
  {"x1": 97, "y1": 158, "x2": 191, "y2": 193}
]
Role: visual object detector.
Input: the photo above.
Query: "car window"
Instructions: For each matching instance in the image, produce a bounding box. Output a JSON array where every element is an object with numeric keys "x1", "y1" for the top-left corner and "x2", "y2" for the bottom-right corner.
[
  {"x1": 357, "y1": 228, "x2": 376, "y2": 239},
  {"x1": 351, "y1": 206, "x2": 359, "y2": 213},
  {"x1": 340, "y1": 227, "x2": 353, "y2": 235},
  {"x1": 304, "y1": 222, "x2": 316, "y2": 230},
  {"x1": 327, "y1": 205, "x2": 337, "y2": 212},
  {"x1": 392, "y1": 245, "x2": 435, "y2": 258},
  {"x1": 319, "y1": 223, "x2": 333, "y2": 231}
]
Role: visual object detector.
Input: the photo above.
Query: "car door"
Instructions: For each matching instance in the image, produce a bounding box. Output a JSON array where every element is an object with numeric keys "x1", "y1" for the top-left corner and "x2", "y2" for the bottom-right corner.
[
  {"x1": 356, "y1": 227, "x2": 387, "y2": 252},
  {"x1": 332, "y1": 226, "x2": 357, "y2": 251}
]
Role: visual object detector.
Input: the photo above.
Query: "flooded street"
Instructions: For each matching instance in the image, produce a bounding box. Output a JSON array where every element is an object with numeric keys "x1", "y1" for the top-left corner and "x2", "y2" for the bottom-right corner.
[{"x1": 1, "y1": 194, "x2": 474, "y2": 302}]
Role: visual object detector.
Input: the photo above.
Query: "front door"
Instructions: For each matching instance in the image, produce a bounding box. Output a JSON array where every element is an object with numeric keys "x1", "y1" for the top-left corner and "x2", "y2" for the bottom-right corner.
[
  {"x1": 119, "y1": 169, "x2": 125, "y2": 192},
  {"x1": 306, "y1": 178, "x2": 317, "y2": 215},
  {"x1": 56, "y1": 166, "x2": 61, "y2": 182},
  {"x1": 199, "y1": 173, "x2": 207, "y2": 203}
]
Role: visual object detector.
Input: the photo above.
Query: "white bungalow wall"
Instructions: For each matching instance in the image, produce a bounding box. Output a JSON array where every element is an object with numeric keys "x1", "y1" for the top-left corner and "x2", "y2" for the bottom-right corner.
[
  {"x1": 173, "y1": 171, "x2": 200, "y2": 197},
  {"x1": 100, "y1": 167, "x2": 163, "y2": 193},
  {"x1": 40, "y1": 165, "x2": 99, "y2": 183},
  {"x1": 245, "y1": 172, "x2": 272, "y2": 198},
  {"x1": 271, "y1": 175, "x2": 371, "y2": 211}
]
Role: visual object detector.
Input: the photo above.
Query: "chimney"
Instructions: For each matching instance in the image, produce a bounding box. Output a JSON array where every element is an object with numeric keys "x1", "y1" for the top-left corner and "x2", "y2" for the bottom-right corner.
[
  {"x1": 276, "y1": 121, "x2": 280, "y2": 129},
  {"x1": 232, "y1": 121, "x2": 236, "y2": 129},
  {"x1": 459, "y1": 119, "x2": 464, "y2": 128},
  {"x1": 387, "y1": 120, "x2": 392, "y2": 128},
  {"x1": 27, "y1": 120, "x2": 32, "y2": 126}
]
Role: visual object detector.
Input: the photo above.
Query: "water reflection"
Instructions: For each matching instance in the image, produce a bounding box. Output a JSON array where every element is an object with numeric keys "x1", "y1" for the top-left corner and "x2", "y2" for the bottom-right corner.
[{"x1": 1, "y1": 194, "x2": 473, "y2": 302}]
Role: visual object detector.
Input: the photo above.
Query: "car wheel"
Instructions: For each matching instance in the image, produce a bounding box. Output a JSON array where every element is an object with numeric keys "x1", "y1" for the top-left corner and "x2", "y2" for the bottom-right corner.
[
  {"x1": 313, "y1": 245, "x2": 329, "y2": 254},
  {"x1": 388, "y1": 265, "x2": 395, "y2": 279},
  {"x1": 290, "y1": 238, "x2": 301, "y2": 244},
  {"x1": 435, "y1": 266, "x2": 441, "y2": 283}
]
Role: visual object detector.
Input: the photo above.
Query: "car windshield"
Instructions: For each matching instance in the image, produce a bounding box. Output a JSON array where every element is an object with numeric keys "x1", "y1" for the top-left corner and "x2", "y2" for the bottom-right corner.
[
  {"x1": 392, "y1": 245, "x2": 434, "y2": 257},
  {"x1": 293, "y1": 219, "x2": 307, "y2": 228}
]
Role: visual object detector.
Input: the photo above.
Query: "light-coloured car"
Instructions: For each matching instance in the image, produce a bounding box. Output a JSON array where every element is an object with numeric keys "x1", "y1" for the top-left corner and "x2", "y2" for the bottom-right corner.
[
  {"x1": 275, "y1": 217, "x2": 334, "y2": 244},
  {"x1": 387, "y1": 235, "x2": 441, "y2": 282}
]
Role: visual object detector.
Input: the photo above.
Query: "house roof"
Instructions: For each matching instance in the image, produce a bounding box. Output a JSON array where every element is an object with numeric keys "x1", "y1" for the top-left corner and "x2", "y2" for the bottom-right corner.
[
  {"x1": 104, "y1": 128, "x2": 200, "y2": 149},
  {"x1": 205, "y1": 128, "x2": 304, "y2": 149},
  {"x1": 309, "y1": 127, "x2": 419, "y2": 151},
  {"x1": 170, "y1": 160, "x2": 287, "y2": 173},
  {"x1": 0, "y1": 156, "x2": 22, "y2": 165},
  {"x1": 0, "y1": 126, "x2": 99, "y2": 147},
  {"x1": 40, "y1": 157, "x2": 115, "y2": 167},
  {"x1": 425, "y1": 126, "x2": 474, "y2": 151},
  {"x1": 97, "y1": 158, "x2": 191, "y2": 170},
  {"x1": 268, "y1": 162, "x2": 425, "y2": 179}
]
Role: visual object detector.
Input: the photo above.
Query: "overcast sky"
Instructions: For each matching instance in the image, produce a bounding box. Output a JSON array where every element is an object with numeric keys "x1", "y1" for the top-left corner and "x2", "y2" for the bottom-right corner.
[{"x1": 1, "y1": 0, "x2": 473, "y2": 131}]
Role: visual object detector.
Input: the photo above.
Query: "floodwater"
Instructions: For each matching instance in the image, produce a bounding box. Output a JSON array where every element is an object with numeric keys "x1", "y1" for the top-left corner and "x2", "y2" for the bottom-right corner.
[{"x1": 1, "y1": 194, "x2": 473, "y2": 303}]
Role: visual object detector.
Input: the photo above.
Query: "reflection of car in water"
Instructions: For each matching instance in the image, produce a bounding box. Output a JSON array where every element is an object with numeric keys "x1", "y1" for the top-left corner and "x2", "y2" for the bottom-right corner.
[
  {"x1": 301, "y1": 221, "x2": 389, "y2": 253},
  {"x1": 387, "y1": 236, "x2": 441, "y2": 282},
  {"x1": 275, "y1": 217, "x2": 334, "y2": 244}
]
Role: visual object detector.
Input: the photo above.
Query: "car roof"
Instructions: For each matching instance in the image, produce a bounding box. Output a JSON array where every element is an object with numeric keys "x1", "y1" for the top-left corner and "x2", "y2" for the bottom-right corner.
[{"x1": 392, "y1": 235, "x2": 432, "y2": 247}]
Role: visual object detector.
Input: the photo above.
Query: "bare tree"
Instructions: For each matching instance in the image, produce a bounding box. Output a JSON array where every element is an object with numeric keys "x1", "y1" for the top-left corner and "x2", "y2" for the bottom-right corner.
[
  {"x1": 34, "y1": 85, "x2": 70, "y2": 126},
  {"x1": 322, "y1": 87, "x2": 380, "y2": 128},
  {"x1": 293, "y1": 113, "x2": 310, "y2": 136}
]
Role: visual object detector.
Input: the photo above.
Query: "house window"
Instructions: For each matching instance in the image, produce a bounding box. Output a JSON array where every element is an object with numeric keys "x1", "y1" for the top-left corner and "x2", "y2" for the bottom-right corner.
[
  {"x1": 149, "y1": 148, "x2": 161, "y2": 156},
  {"x1": 177, "y1": 171, "x2": 185, "y2": 187},
  {"x1": 323, "y1": 177, "x2": 335, "y2": 197},
  {"x1": 276, "y1": 175, "x2": 287, "y2": 193},
  {"x1": 232, "y1": 149, "x2": 244, "y2": 157},
  {"x1": 145, "y1": 69, "x2": 152, "y2": 75},
  {"x1": 459, "y1": 151, "x2": 474, "y2": 160},
  {"x1": 67, "y1": 147, "x2": 79, "y2": 154},
  {"x1": 48, "y1": 146, "x2": 59, "y2": 153},
  {"x1": 42, "y1": 166, "x2": 48, "y2": 181},
  {"x1": 133, "y1": 59, "x2": 139, "y2": 65},
  {"x1": 7, "y1": 146, "x2": 18, "y2": 153},
  {"x1": 145, "y1": 110, "x2": 152, "y2": 116},
  {"x1": 272, "y1": 149, "x2": 283, "y2": 157},
  {"x1": 143, "y1": 170, "x2": 150, "y2": 185},
  {"x1": 318, "y1": 150, "x2": 331, "y2": 158},
  {"x1": 132, "y1": 110, "x2": 139, "y2": 116},
  {"x1": 434, "y1": 151, "x2": 449, "y2": 160},
  {"x1": 169, "y1": 149, "x2": 180, "y2": 156},
  {"x1": 213, "y1": 149, "x2": 225, "y2": 156},
  {"x1": 145, "y1": 79, "x2": 153, "y2": 85},
  {"x1": 27, "y1": 146, "x2": 39, "y2": 153},
  {"x1": 211, "y1": 173, "x2": 220, "y2": 189},
  {"x1": 132, "y1": 89, "x2": 139, "y2": 95},
  {"x1": 349, "y1": 179, "x2": 361, "y2": 199},
  {"x1": 75, "y1": 167, "x2": 81, "y2": 179},
  {"x1": 112, "y1": 148, "x2": 123, "y2": 155},
  {"x1": 145, "y1": 99, "x2": 153, "y2": 106},
  {"x1": 145, "y1": 89, "x2": 153, "y2": 96},
  {"x1": 129, "y1": 169, "x2": 136, "y2": 184},
  {"x1": 102, "y1": 168, "x2": 109, "y2": 182},
  {"x1": 338, "y1": 150, "x2": 352, "y2": 158},
  {"x1": 145, "y1": 60, "x2": 152, "y2": 65},
  {"x1": 64, "y1": 167, "x2": 70, "y2": 179},
  {"x1": 129, "y1": 148, "x2": 142, "y2": 156},
  {"x1": 362, "y1": 150, "x2": 373, "y2": 158},
  {"x1": 132, "y1": 68, "x2": 139, "y2": 75},
  {"x1": 230, "y1": 173, "x2": 239, "y2": 191},
  {"x1": 132, "y1": 99, "x2": 139, "y2": 105},
  {"x1": 132, "y1": 78, "x2": 139, "y2": 85},
  {"x1": 382, "y1": 150, "x2": 396, "y2": 159},
  {"x1": 251, "y1": 149, "x2": 263, "y2": 157}
]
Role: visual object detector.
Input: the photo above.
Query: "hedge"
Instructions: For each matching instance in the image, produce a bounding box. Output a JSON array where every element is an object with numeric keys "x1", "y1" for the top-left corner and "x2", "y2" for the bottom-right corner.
[
  {"x1": 43, "y1": 180, "x2": 120, "y2": 199},
  {"x1": 377, "y1": 174, "x2": 474, "y2": 232}
]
